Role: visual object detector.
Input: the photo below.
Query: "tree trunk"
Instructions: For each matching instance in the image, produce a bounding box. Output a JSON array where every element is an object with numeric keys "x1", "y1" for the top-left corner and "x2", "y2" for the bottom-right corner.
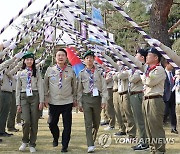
[{"x1": 149, "y1": 0, "x2": 173, "y2": 47}]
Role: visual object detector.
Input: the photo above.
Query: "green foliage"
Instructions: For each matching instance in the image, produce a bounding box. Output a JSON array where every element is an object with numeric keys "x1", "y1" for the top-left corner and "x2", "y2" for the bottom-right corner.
[
  {"x1": 172, "y1": 38, "x2": 180, "y2": 55},
  {"x1": 168, "y1": 3, "x2": 180, "y2": 48}
]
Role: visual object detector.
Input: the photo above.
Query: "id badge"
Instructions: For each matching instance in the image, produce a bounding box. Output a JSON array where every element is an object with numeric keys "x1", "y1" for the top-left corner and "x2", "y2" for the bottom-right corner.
[
  {"x1": 93, "y1": 87, "x2": 99, "y2": 96},
  {"x1": 26, "y1": 88, "x2": 33, "y2": 96}
]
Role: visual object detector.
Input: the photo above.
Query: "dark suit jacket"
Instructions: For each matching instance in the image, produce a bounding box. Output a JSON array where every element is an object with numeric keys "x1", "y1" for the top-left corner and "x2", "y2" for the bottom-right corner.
[{"x1": 163, "y1": 71, "x2": 175, "y2": 102}]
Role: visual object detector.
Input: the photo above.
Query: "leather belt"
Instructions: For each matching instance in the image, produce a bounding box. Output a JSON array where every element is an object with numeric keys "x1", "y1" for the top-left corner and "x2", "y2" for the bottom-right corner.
[
  {"x1": 144, "y1": 95, "x2": 162, "y2": 100},
  {"x1": 113, "y1": 89, "x2": 118, "y2": 92},
  {"x1": 82, "y1": 93, "x2": 100, "y2": 97},
  {"x1": 119, "y1": 91, "x2": 128, "y2": 95},
  {"x1": 21, "y1": 90, "x2": 38, "y2": 93},
  {"x1": 130, "y1": 91, "x2": 143, "y2": 95},
  {"x1": 1, "y1": 91, "x2": 12, "y2": 93}
]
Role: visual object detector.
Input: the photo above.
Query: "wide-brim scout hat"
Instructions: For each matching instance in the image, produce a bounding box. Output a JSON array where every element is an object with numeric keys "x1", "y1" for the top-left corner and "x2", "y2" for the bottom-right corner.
[
  {"x1": 83, "y1": 50, "x2": 95, "y2": 59},
  {"x1": 22, "y1": 51, "x2": 34, "y2": 59}
]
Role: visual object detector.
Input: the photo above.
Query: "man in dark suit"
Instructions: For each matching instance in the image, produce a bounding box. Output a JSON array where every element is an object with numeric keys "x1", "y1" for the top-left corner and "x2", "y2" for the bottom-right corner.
[{"x1": 163, "y1": 61, "x2": 178, "y2": 134}]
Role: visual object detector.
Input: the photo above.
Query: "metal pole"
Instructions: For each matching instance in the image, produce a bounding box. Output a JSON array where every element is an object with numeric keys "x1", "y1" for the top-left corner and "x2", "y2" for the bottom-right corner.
[
  {"x1": 85, "y1": 0, "x2": 88, "y2": 51},
  {"x1": 104, "y1": 10, "x2": 109, "y2": 46}
]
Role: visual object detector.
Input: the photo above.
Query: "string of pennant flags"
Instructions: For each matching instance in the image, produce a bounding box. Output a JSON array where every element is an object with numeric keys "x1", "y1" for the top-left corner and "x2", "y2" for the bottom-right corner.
[{"x1": 0, "y1": 0, "x2": 179, "y2": 73}]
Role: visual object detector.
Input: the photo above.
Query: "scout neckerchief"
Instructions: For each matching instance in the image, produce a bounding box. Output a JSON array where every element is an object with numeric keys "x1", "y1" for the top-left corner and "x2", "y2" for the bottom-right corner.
[
  {"x1": 145, "y1": 63, "x2": 160, "y2": 77},
  {"x1": 104, "y1": 69, "x2": 110, "y2": 78},
  {"x1": 56, "y1": 64, "x2": 66, "y2": 89},
  {"x1": 26, "y1": 67, "x2": 32, "y2": 89},
  {"x1": 86, "y1": 66, "x2": 95, "y2": 93},
  {"x1": 131, "y1": 68, "x2": 136, "y2": 75}
]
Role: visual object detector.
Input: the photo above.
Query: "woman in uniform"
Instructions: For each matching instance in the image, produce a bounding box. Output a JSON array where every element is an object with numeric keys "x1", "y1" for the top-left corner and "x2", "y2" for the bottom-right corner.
[{"x1": 16, "y1": 51, "x2": 44, "y2": 153}]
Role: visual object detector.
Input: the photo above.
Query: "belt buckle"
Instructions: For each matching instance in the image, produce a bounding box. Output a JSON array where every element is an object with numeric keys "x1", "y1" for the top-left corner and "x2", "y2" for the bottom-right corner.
[{"x1": 144, "y1": 96, "x2": 149, "y2": 100}]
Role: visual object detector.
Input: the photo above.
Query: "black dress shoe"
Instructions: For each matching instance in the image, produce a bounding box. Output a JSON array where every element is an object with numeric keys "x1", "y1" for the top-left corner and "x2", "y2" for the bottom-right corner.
[
  {"x1": 0, "y1": 132, "x2": 13, "y2": 137},
  {"x1": 133, "y1": 143, "x2": 149, "y2": 151},
  {"x1": 114, "y1": 132, "x2": 126, "y2": 136},
  {"x1": 61, "y1": 147, "x2": 68, "y2": 152},
  {"x1": 0, "y1": 139, "x2": 2, "y2": 142},
  {"x1": 171, "y1": 129, "x2": 178, "y2": 134},
  {"x1": 8, "y1": 128, "x2": 19, "y2": 132},
  {"x1": 53, "y1": 140, "x2": 58, "y2": 147},
  {"x1": 100, "y1": 121, "x2": 109, "y2": 126}
]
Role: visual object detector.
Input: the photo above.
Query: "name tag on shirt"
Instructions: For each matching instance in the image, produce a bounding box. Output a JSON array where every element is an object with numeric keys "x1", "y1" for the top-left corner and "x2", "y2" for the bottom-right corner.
[
  {"x1": 93, "y1": 87, "x2": 99, "y2": 96},
  {"x1": 26, "y1": 88, "x2": 33, "y2": 97}
]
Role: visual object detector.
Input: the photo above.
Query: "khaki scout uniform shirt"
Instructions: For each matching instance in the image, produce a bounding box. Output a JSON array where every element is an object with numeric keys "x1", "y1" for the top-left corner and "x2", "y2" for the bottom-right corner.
[
  {"x1": 106, "y1": 72, "x2": 113, "y2": 89},
  {"x1": 7, "y1": 61, "x2": 23, "y2": 91},
  {"x1": 44, "y1": 65, "x2": 77, "y2": 105},
  {"x1": 16, "y1": 69, "x2": 44, "y2": 105},
  {"x1": 0, "y1": 59, "x2": 20, "y2": 92},
  {"x1": 160, "y1": 43, "x2": 180, "y2": 67},
  {"x1": 118, "y1": 70, "x2": 129, "y2": 93},
  {"x1": 129, "y1": 69, "x2": 143, "y2": 92},
  {"x1": 0, "y1": 57, "x2": 16, "y2": 72},
  {"x1": 141, "y1": 66, "x2": 166, "y2": 97},
  {"x1": 0, "y1": 51, "x2": 6, "y2": 59},
  {"x1": 113, "y1": 74, "x2": 118, "y2": 91},
  {"x1": 77, "y1": 66, "x2": 109, "y2": 106},
  {"x1": 0, "y1": 72, "x2": 12, "y2": 92}
]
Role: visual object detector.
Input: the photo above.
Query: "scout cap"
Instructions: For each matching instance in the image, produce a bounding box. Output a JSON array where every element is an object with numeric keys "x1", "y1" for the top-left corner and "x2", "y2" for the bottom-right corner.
[
  {"x1": 148, "y1": 47, "x2": 162, "y2": 62},
  {"x1": 83, "y1": 50, "x2": 95, "y2": 59},
  {"x1": 137, "y1": 49, "x2": 148, "y2": 58},
  {"x1": 22, "y1": 51, "x2": 34, "y2": 59}
]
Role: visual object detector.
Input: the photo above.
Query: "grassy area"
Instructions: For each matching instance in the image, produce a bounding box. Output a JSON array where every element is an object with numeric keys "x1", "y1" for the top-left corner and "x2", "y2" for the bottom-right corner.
[{"x1": 0, "y1": 110, "x2": 180, "y2": 154}]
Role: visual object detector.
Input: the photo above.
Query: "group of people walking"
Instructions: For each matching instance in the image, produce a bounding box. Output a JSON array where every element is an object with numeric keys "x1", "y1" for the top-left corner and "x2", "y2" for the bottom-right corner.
[{"x1": 0, "y1": 38, "x2": 179, "y2": 154}]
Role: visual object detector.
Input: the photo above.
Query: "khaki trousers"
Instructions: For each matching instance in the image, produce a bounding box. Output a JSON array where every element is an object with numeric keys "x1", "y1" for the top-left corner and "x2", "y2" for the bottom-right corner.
[
  {"x1": 82, "y1": 94, "x2": 101, "y2": 147},
  {"x1": 20, "y1": 91, "x2": 40, "y2": 147},
  {"x1": 113, "y1": 91, "x2": 126, "y2": 132},
  {"x1": 130, "y1": 93, "x2": 147, "y2": 142},
  {"x1": 120, "y1": 93, "x2": 136, "y2": 137},
  {"x1": 176, "y1": 104, "x2": 180, "y2": 136},
  {"x1": 0, "y1": 91, "x2": 12, "y2": 133},
  {"x1": 7, "y1": 91, "x2": 17, "y2": 130},
  {"x1": 106, "y1": 88, "x2": 115, "y2": 127},
  {"x1": 143, "y1": 97, "x2": 166, "y2": 153},
  {"x1": 102, "y1": 107, "x2": 109, "y2": 122}
]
